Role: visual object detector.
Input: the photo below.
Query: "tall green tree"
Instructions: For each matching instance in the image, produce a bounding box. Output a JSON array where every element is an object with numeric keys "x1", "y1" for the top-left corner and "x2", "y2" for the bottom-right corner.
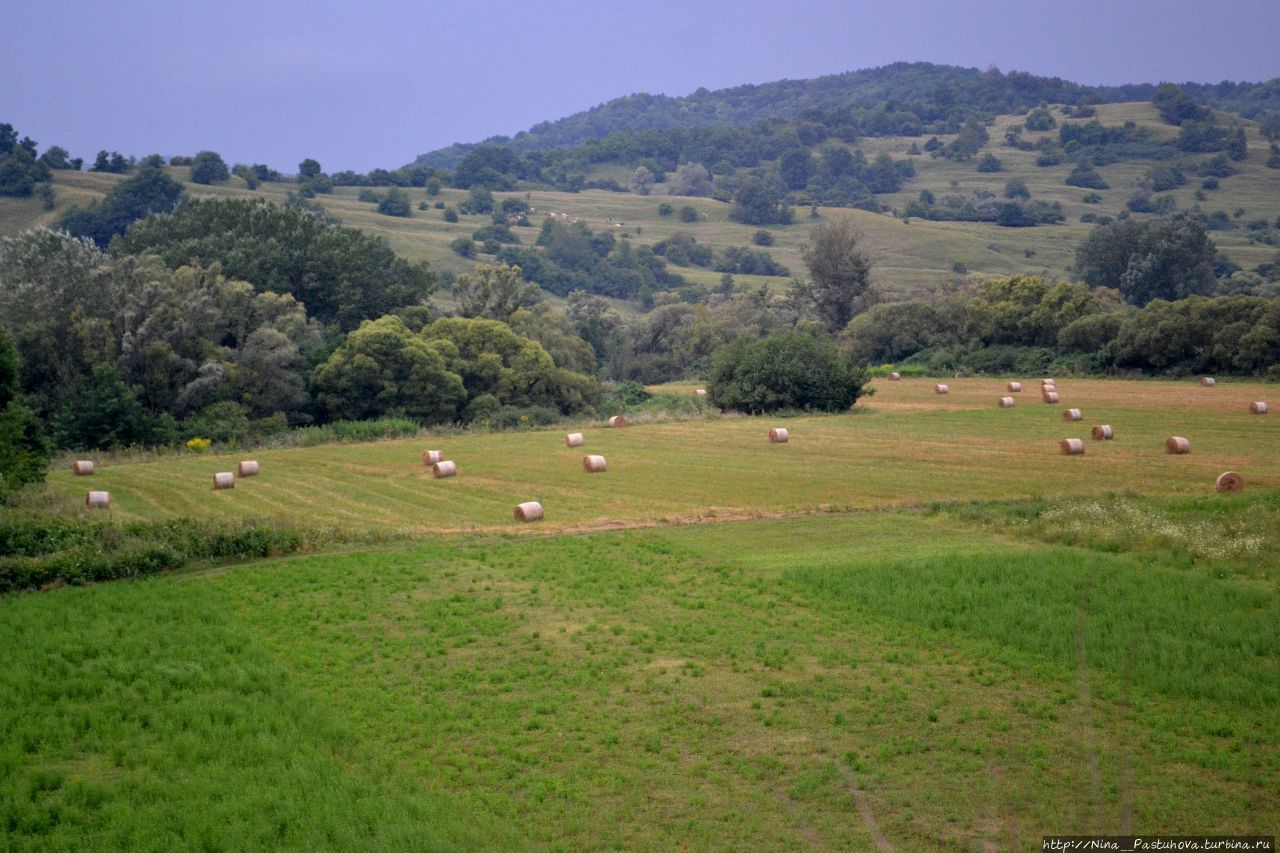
[
  {"x1": 791, "y1": 217, "x2": 875, "y2": 332},
  {"x1": 59, "y1": 163, "x2": 184, "y2": 246},
  {"x1": 310, "y1": 316, "x2": 465, "y2": 423},
  {"x1": 454, "y1": 263, "x2": 540, "y2": 322},
  {"x1": 0, "y1": 325, "x2": 49, "y2": 502},
  {"x1": 189, "y1": 150, "x2": 230, "y2": 184},
  {"x1": 1076, "y1": 214, "x2": 1218, "y2": 306}
]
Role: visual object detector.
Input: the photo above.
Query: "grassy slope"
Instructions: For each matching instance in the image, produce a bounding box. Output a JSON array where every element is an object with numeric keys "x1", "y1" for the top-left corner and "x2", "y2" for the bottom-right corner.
[
  {"x1": 2, "y1": 512, "x2": 1275, "y2": 849},
  {"x1": 43, "y1": 377, "x2": 1280, "y2": 533},
  {"x1": 4, "y1": 103, "x2": 1277, "y2": 299}
]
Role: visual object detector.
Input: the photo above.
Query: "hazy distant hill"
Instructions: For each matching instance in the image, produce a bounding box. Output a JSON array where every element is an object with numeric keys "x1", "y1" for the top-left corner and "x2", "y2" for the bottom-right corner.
[{"x1": 411, "y1": 62, "x2": 1280, "y2": 169}]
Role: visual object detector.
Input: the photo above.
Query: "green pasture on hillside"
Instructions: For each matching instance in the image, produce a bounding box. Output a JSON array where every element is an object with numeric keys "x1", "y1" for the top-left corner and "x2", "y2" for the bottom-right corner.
[{"x1": 6, "y1": 100, "x2": 1278, "y2": 298}]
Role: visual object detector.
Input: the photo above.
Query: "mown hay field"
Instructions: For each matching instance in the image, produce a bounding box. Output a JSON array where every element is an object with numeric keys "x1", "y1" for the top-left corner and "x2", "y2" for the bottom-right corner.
[{"x1": 45, "y1": 377, "x2": 1280, "y2": 533}]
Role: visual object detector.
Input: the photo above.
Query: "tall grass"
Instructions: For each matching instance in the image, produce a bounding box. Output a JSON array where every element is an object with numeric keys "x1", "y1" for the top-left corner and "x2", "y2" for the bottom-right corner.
[{"x1": 0, "y1": 579, "x2": 510, "y2": 849}]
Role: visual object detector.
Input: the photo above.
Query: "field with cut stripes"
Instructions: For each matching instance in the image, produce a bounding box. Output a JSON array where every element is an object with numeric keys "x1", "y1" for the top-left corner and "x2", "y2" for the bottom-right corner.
[
  {"x1": 7, "y1": 375, "x2": 1280, "y2": 850},
  {"x1": 47, "y1": 377, "x2": 1279, "y2": 532}
]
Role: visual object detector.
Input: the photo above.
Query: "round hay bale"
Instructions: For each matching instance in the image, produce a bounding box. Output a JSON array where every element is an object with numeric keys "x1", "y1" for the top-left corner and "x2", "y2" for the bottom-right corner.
[
  {"x1": 1165, "y1": 436, "x2": 1191, "y2": 455},
  {"x1": 935, "y1": 384, "x2": 949, "y2": 395},
  {"x1": 1041, "y1": 383, "x2": 1056, "y2": 394},
  {"x1": 608, "y1": 415, "x2": 627, "y2": 428},
  {"x1": 422, "y1": 449, "x2": 443, "y2": 466},
  {"x1": 1042, "y1": 391, "x2": 1060, "y2": 404},
  {"x1": 72, "y1": 460, "x2": 95, "y2": 476},
  {"x1": 565, "y1": 432, "x2": 584, "y2": 447},
  {"x1": 237, "y1": 460, "x2": 259, "y2": 477},
  {"x1": 1214, "y1": 471, "x2": 1244, "y2": 494},
  {"x1": 694, "y1": 388, "x2": 707, "y2": 397},
  {"x1": 1091, "y1": 424, "x2": 1114, "y2": 441},
  {"x1": 514, "y1": 501, "x2": 544, "y2": 522},
  {"x1": 888, "y1": 372, "x2": 901, "y2": 381},
  {"x1": 85, "y1": 490, "x2": 110, "y2": 508},
  {"x1": 768, "y1": 427, "x2": 789, "y2": 443},
  {"x1": 1040, "y1": 378, "x2": 1055, "y2": 386},
  {"x1": 1200, "y1": 376, "x2": 1216, "y2": 387},
  {"x1": 1062, "y1": 408, "x2": 1082, "y2": 422},
  {"x1": 213, "y1": 472, "x2": 235, "y2": 490},
  {"x1": 582, "y1": 454, "x2": 607, "y2": 473},
  {"x1": 1060, "y1": 438, "x2": 1085, "y2": 455},
  {"x1": 998, "y1": 396, "x2": 1015, "y2": 408},
  {"x1": 1007, "y1": 382, "x2": 1022, "y2": 392},
  {"x1": 432, "y1": 460, "x2": 457, "y2": 478},
  {"x1": 1250, "y1": 401, "x2": 1267, "y2": 415}
]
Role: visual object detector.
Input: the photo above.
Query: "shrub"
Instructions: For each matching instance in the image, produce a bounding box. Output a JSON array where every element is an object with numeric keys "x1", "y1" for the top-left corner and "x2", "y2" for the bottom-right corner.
[
  {"x1": 708, "y1": 330, "x2": 870, "y2": 414},
  {"x1": 679, "y1": 206, "x2": 699, "y2": 223}
]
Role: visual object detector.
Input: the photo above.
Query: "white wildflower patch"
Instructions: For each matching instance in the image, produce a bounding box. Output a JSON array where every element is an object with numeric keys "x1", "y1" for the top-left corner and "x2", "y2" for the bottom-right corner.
[{"x1": 1039, "y1": 497, "x2": 1266, "y2": 562}]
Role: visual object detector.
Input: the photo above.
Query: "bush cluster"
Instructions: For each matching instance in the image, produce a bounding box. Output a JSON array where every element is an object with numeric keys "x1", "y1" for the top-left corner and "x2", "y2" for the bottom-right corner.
[{"x1": 0, "y1": 516, "x2": 314, "y2": 594}]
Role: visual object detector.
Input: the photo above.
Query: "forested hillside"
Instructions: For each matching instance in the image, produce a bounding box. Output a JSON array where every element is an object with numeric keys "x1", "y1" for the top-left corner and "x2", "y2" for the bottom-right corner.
[{"x1": 412, "y1": 62, "x2": 1280, "y2": 169}]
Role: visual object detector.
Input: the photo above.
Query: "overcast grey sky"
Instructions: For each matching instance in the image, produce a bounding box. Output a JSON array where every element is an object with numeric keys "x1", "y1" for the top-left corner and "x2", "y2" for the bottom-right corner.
[{"x1": 3, "y1": 0, "x2": 1278, "y2": 172}]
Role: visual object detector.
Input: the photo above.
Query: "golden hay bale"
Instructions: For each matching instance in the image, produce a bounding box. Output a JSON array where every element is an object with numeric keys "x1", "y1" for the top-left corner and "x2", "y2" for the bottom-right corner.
[
  {"x1": 1250, "y1": 401, "x2": 1268, "y2": 415},
  {"x1": 1091, "y1": 424, "x2": 1114, "y2": 440},
  {"x1": 694, "y1": 388, "x2": 707, "y2": 396},
  {"x1": 237, "y1": 460, "x2": 259, "y2": 477},
  {"x1": 1214, "y1": 471, "x2": 1244, "y2": 494},
  {"x1": 608, "y1": 415, "x2": 627, "y2": 428},
  {"x1": 998, "y1": 396, "x2": 1015, "y2": 408},
  {"x1": 432, "y1": 460, "x2": 457, "y2": 478},
  {"x1": 1062, "y1": 408, "x2": 1082, "y2": 421},
  {"x1": 1165, "y1": 436, "x2": 1191, "y2": 455},
  {"x1": 72, "y1": 460, "x2": 95, "y2": 476},
  {"x1": 1007, "y1": 382, "x2": 1022, "y2": 392},
  {"x1": 888, "y1": 372, "x2": 901, "y2": 381},
  {"x1": 1040, "y1": 378, "x2": 1055, "y2": 386},
  {"x1": 768, "y1": 427, "x2": 790, "y2": 443},
  {"x1": 565, "y1": 432, "x2": 584, "y2": 447},
  {"x1": 1200, "y1": 376, "x2": 1216, "y2": 387},
  {"x1": 85, "y1": 490, "x2": 110, "y2": 508},
  {"x1": 213, "y1": 472, "x2": 235, "y2": 490},
  {"x1": 422, "y1": 449, "x2": 443, "y2": 466},
  {"x1": 1060, "y1": 438, "x2": 1085, "y2": 455},
  {"x1": 582, "y1": 454, "x2": 607, "y2": 473},
  {"x1": 1042, "y1": 391, "x2": 1060, "y2": 404},
  {"x1": 514, "y1": 501, "x2": 544, "y2": 522},
  {"x1": 935, "y1": 384, "x2": 949, "y2": 395}
]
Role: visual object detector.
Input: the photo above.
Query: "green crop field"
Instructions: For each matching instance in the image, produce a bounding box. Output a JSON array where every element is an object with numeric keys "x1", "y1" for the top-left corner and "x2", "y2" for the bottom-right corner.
[{"x1": 6, "y1": 101, "x2": 1278, "y2": 301}]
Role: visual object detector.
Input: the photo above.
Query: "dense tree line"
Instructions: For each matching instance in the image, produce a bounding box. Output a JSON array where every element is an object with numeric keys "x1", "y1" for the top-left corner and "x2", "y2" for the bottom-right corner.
[
  {"x1": 0, "y1": 225, "x2": 606, "y2": 451},
  {"x1": 116, "y1": 198, "x2": 435, "y2": 329},
  {"x1": 843, "y1": 274, "x2": 1280, "y2": 378}
]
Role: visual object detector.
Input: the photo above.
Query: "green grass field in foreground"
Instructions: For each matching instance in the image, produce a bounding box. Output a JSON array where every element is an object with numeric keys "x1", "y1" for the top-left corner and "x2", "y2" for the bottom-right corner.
[
  {"x1": 44, "y1": 377, "x2": 1280, "y2": 534},
  {"x1": 2, "y1": 513, "x2": 1276, "y2": 849}
]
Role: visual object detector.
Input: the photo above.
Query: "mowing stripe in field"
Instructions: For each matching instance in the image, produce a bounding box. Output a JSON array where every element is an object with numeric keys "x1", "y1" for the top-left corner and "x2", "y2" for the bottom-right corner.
[{"x1": 45, "y1": 377, "x2": 1279, "y2": 532}]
